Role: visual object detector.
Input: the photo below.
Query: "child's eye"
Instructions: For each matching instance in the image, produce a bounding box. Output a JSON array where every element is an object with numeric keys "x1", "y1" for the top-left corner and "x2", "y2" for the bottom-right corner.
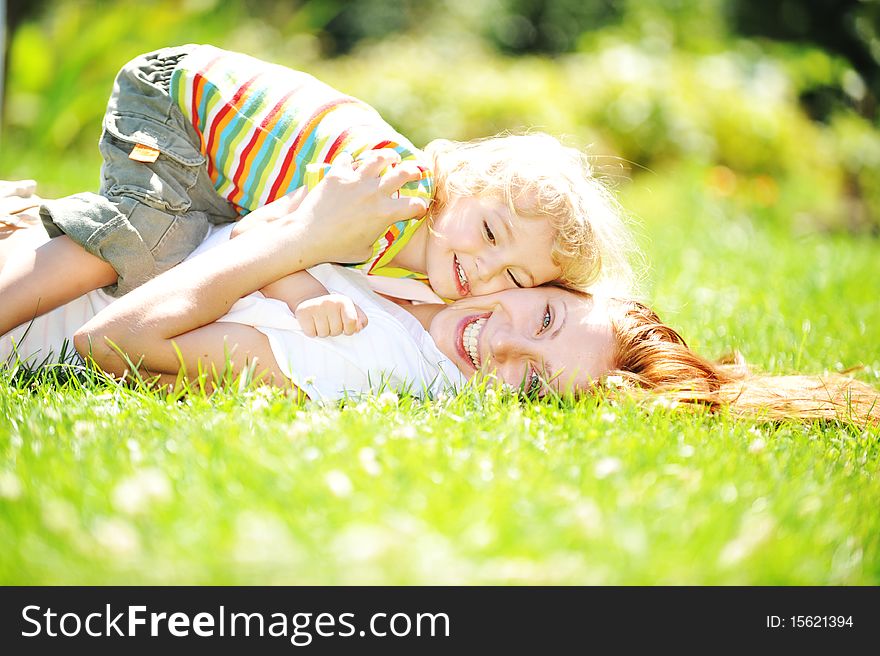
[
  {"x1": 540, "y1": 304, "x2": 552, "y2": 331},
  {"x1": 483, "y1": 221, "x2": 496, "y2": 244}
]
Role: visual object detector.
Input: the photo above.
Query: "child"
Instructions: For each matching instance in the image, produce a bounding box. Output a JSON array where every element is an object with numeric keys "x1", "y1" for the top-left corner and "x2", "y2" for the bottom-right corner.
[{"x1": 0, "y1": 45, "x2": 636, "y2": 338}]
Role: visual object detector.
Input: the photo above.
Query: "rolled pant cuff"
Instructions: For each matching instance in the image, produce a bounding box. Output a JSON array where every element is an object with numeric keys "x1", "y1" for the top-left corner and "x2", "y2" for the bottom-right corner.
[{"x1": 39, "y1": 193, "x2": 156, "y2": 297}]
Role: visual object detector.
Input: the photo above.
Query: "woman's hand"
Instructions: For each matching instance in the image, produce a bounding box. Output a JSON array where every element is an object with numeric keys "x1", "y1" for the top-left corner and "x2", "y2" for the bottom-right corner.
[
  {"x1": 230, "y1": 186, "x2": 308, "y2": 239},
  {"x1": 287, "y1": 149, "x2": 429, "y2": 264}
]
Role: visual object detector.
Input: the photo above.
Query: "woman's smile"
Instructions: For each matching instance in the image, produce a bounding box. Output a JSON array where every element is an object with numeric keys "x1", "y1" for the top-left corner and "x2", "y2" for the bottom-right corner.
[
  {"x1": 457, "y1": 312, "x2": 492, "y2": 370},
  {"x1": 456, "y1": 312, "x2": 491, "y2": 370}
]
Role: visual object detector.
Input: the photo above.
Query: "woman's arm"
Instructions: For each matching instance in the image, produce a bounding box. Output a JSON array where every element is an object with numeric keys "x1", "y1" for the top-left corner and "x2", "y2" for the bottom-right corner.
[
  {"x1": 75, "y1": 150, "x2": 427, "y2": 383},
  {"x1": 230, "y1": 185, "x2": 307, "y2": 238}
]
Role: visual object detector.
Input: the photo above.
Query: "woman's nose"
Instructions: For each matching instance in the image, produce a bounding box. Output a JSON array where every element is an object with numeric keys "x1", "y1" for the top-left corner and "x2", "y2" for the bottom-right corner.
[{"x1": 488, "y1": 326, "x2": 525, "y2": 363}]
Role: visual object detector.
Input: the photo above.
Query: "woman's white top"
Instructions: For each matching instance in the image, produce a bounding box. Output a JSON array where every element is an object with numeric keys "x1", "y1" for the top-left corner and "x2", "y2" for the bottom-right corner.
[{"x1": 1, "y1": 225, "x2": 465, "y2": 401}]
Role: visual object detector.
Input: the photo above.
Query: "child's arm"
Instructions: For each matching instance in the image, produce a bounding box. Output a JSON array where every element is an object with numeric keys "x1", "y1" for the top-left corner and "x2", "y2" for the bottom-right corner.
[
  {"x1": 260, "y1": 271, "x2": 368, "y2": 337},
  {"x1": 0, "y1": 235, "x2": 117, "y2": 336}
]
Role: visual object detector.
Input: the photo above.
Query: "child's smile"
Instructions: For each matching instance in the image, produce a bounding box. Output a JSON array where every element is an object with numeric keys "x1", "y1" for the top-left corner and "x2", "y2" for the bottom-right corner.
[{"x1": 453, "y1": 254, "x2": 470, "y2": 296}]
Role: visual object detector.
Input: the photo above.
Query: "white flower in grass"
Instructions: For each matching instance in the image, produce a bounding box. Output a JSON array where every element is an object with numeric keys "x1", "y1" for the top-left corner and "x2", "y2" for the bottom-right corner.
[
  {"x1": 331, "y1": 523, "x2": 393, "y2": 564},
  {"x1": 573, "y1": 499, "x2": 604, "y2": 536},
  {"x1": 0, "y1": 471, "x2": 22, "y2": 500},
  {"x1": 126, "y1": 439, "x2": 143, "y2": 464},
  {"x1": 718, "y1": 516, "x2": 775, "y2": 566},
  {"x1": 479, "y1": 458, "x2": 494, "y2": 482},
  {"x1": 325, "y1": 470, "x2": 353, "y2": 498},
  {"x1": 93, "y1": 518, "x2": 140, "y2": 557},
  {"x1": 751, "y1": 497, "x2": 769, "y2": 513},
  {"x1": 499, "y1": 382, "x2": 518, "y2": 395},
  {"x1": 42, "y1": 499, "x2": 77, "y2": 533},
  {"x1": 377, "y1": 391, "x2": 399, "y2": 408},
  {"x1": 600, "y1": 411, "x2": 617, "y2": 424},
  {"x1": 359, "y1": 448, "x2": 381, "y2": 476},
  {"x1": 233, "y1": 511, "x2": 302, "y2": 565},
  {"x1": 594, "y1": 457, "x2": 622, "y2": 479},
  {"x1": 650, "y1": 396, "x2": 679, "y2": 412},
  {"x1": 748, "y1": 437, "x2": 766, "y2": 454},
  {"x1": 604, "y1": 375, "x2": 624, "y2": 389},
  {"x1": 720, "y1": 483, "x2": 738, "y2": 504},
  {"x1": 112, "y1": 468, "x2": 172, "y2": 515}
]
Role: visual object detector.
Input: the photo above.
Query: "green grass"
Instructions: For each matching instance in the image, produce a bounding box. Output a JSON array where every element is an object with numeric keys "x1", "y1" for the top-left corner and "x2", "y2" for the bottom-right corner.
[{"x1": 1, "y1": 165, "x2": 878, "y2": 585}]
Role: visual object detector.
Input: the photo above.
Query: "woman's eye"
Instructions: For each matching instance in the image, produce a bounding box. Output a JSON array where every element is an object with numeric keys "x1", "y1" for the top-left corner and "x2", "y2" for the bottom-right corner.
[
  {"x1": 540, "y1": 304, "x2": 551, "y2": 331},
  {"x1": 527, "y1": 369, "x2": 541, "y2": 395},
  {"x1": 483, "y1": 221, "x2": 496, "y2": 244}
]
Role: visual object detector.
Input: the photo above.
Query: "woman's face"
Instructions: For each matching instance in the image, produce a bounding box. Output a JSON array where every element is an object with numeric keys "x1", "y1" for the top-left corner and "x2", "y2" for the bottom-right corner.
[{"x1": 429, "y1": 286, "x2": 615, "y2": 396}]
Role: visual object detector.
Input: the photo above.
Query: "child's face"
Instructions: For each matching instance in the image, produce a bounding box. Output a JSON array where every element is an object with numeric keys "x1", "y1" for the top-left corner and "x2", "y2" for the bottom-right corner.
[{"x1": 425, "y1": 194, "x2": 562, "y2": 300}]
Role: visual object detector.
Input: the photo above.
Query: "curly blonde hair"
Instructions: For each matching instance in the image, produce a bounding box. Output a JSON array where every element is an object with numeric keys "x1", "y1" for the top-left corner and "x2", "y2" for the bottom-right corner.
[{"x1": 425, "y1": 133, "x2": 639, "y2": 295}]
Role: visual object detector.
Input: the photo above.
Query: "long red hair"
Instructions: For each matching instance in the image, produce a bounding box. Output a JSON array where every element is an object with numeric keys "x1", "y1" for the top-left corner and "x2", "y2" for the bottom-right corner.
[{"x1": 607, "y1": 299, "x2": 880, "y2": 424}]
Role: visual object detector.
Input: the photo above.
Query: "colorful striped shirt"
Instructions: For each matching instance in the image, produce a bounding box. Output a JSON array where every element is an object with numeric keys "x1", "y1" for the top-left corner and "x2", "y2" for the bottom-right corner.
[{"x1": 169, "y1": 45, "x2": 432, "y2": 279}]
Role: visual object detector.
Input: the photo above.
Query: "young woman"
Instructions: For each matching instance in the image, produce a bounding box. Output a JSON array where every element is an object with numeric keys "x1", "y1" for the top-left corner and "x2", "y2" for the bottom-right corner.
[
  {"x1": 2, "y1": 174, "x2": 877, "y2": 422},
  {"x1": 1, "y1": 164, "x2": 617, "y2": 400}
]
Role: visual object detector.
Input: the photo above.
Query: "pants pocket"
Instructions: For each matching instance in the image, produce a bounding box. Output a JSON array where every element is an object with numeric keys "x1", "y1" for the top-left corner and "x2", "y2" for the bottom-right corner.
[{"x1": 100, "y1": 111, "x2": 206, "y2": 214}]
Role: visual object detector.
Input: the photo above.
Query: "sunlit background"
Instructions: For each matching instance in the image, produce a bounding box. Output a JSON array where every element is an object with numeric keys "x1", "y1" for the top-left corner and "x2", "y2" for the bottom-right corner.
[
  {"x1": 2, "y1": 1, "x2": 880, "y2": 585},
  {"x1": 2, "y1": 0, "x2": 878, "y2": 234}
]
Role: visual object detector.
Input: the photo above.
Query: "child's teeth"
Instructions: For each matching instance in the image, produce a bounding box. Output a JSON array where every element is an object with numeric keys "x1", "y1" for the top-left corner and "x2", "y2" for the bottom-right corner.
[{"x1": 457, "y1": 259, "x2": 467, "y2": 287}]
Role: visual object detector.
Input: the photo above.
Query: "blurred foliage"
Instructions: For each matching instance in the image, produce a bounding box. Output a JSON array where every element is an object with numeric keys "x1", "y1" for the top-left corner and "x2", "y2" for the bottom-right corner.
[
  {"x1": 733, "y1": 0, "x2": 880, "y2": 120},
  {"x1": 0, "y1": 0, "x2": 878, "y2": 233}
]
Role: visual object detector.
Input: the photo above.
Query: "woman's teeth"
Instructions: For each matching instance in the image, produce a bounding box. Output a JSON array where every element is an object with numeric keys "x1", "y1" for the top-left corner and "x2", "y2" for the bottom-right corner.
[{"x1": 463, "y1": 317, "x2": 487, "y2": 368}]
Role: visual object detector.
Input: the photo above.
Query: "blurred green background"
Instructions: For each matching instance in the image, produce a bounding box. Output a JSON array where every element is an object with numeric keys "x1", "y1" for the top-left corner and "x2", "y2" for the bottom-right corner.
[
  {"x1": 2, "y1": 1, "x2": 880, "y2": 586},
  {"x1": 2, "y1": 0, "x2": 879, "y2": 234}
]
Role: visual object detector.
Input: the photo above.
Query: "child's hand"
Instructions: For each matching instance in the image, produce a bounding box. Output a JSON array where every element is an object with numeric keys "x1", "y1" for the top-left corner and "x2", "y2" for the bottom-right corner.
[
  {"x1": 289, "y1": 149, "x2": 429, "y2": 264},
  {"x1": 295, "y1": 293, "x2": 368, "y2": 337}
]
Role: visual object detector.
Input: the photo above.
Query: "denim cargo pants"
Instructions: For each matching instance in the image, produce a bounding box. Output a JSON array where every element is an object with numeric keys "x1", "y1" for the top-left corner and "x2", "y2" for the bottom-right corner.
[{"x1": 40, "y1": 45, "x2": 239, "y2": 296}]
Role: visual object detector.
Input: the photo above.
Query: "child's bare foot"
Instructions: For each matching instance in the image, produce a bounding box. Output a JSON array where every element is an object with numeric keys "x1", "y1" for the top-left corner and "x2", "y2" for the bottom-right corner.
[
  {"x1": 0, "y1": 179, "x2": 41, "y2": 221},
  {"x1": 0, "y1": 179, "x2": 37, "y2": 199}
]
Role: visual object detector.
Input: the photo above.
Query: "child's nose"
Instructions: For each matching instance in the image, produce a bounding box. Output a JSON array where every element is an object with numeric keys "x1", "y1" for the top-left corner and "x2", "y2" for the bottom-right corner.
[{"x1": 476, "y1": 252, "x2": 506, "y2": 284}]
